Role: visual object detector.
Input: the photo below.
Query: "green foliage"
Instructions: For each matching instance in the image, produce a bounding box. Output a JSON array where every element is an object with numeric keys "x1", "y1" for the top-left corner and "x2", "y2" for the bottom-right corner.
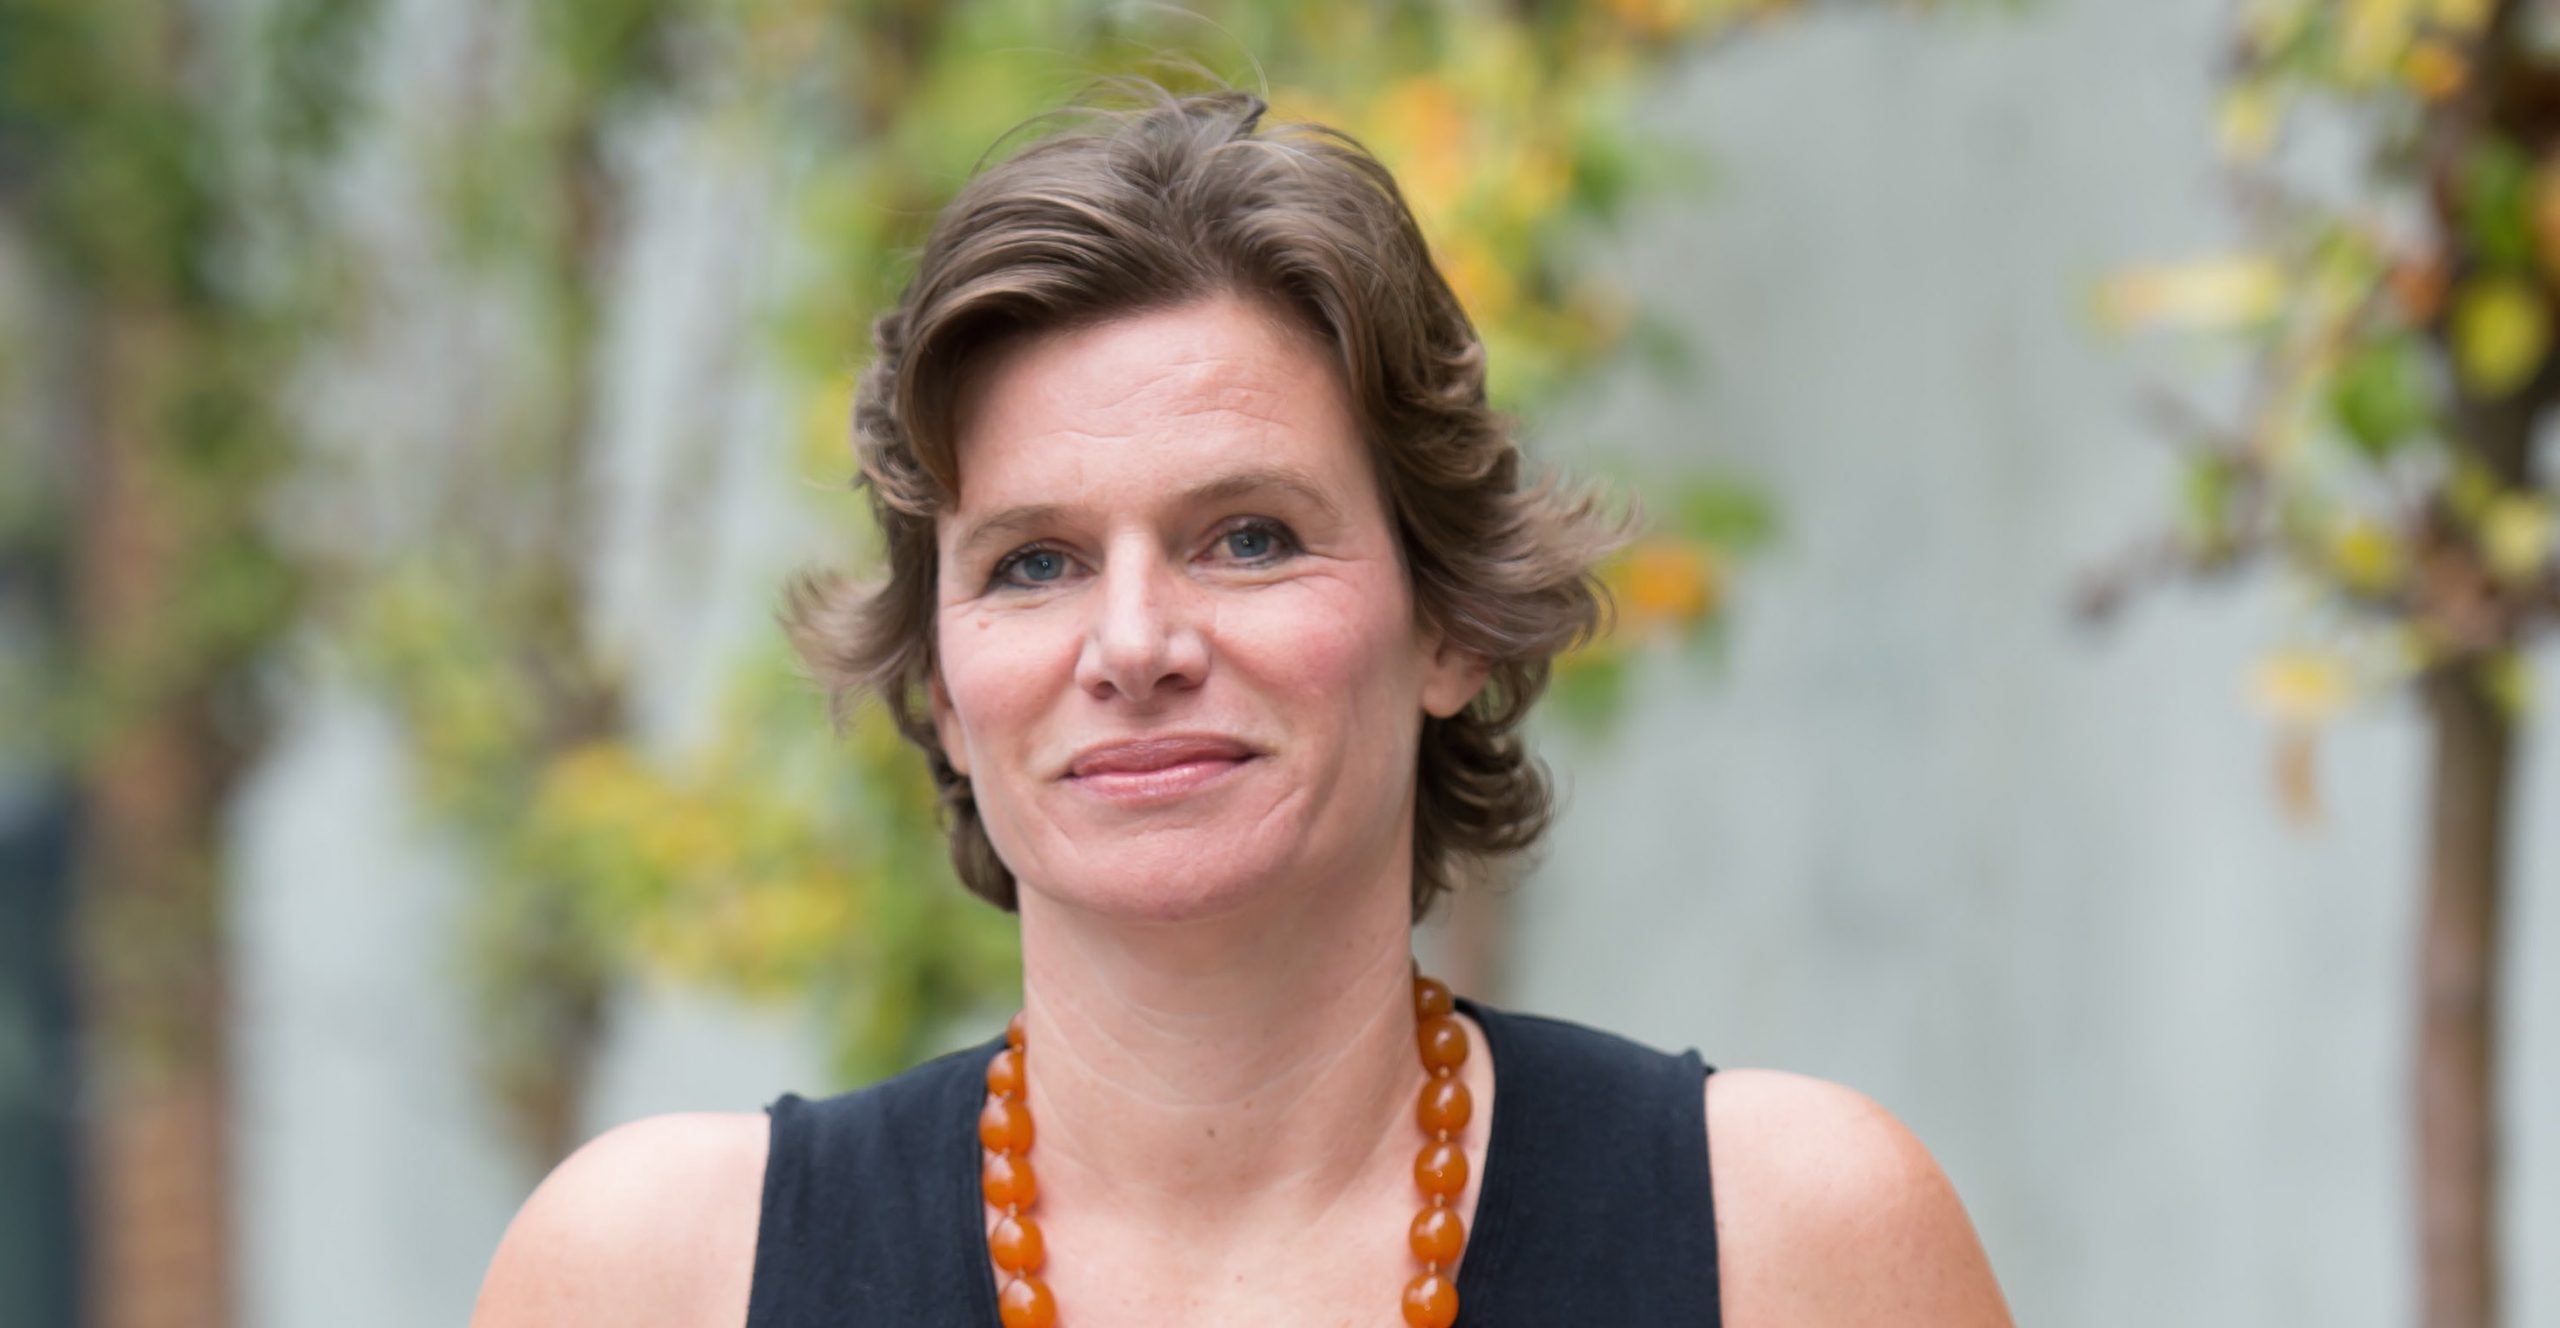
[
  {"x1": 0, "y1": 3, "x2": 209, "y2": 298},
  {"x1": 2328, "y1": 333, "x2": 2432, "y2": 461},
  {"x1": 2458, "y1": 137, "x2": 2536, "y2": 271},
  {"x1": 258, "y1": 0, "x2": 383, "y2": 162},
  {"x1": 0, "y1": 0, "x2": 368, "y2": 768},
  {"x1": 2105, "y1": 0, "x2": 2560, "y2": 733}
]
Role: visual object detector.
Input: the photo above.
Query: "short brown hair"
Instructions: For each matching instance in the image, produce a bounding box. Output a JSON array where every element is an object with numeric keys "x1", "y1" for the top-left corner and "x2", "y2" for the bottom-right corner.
[{"x1": 783, "y1": 80, "x2": 1631, "y2": 921}]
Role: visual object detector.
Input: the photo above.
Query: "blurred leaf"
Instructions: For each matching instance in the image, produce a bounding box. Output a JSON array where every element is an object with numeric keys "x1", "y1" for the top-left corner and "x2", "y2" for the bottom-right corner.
[
  {"x1": 2179, "y1": 452, "x2": 2241, "y2": 555},
  {"x1": 2338, "y1": 0, "x2": 2422, "y2": 87},
  {"x1": 2459, "y1": 139, "x2": 2535, "y2": 271},
  {"x1": 2451, "y1": 275, "x2": 2549, "y2": 398},
  {"x1": 2216, "y1": 80, "x2": 2282, "y2": 160},
  {"x1": 2445, "y1": 453, "x2": 2502, "y2": 525},
  {"x1": 2480, "y1": 647, "x2": 2535, "y2": 719},
  {"x1": 2329, "y1": 334, "x2": 2432, "y2": 461},
  {"x1": 2479, "y1": 493, "x2": 2554, "y2": 584},
  {"x1": 2326, "y1": 513, "x2": 2408, "y2": 595},
  {"x1": 1671, "y1": 476, "x2": 1781, "y2": 551},
  {"x1": 1546, "y1": 643, "x2": 1630, "y2": 735}
]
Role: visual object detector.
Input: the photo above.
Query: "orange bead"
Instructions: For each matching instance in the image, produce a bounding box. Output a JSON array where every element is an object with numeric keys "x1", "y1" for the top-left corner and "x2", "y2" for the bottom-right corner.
[
  {"x1": 1409, "y1": 1205, "x2": 1465, "y2": 1265},
  {"x1": 982, "y1": 1151, "x2": 1038, "y2": 1209},
  {"x1": 997, "y1": 1275, "x2": 1057, "y2": 1328},
  {"x1": 1413, "y1": 1140, "x2": 1468, "y2": 1199},
  {"x1": 1417, "y1": 1015, "x2": 1468, "y2": 1075},
  {"x1": 1413, "y1": 975, "x2": 1453, "y2": 1021},
  {"x1": 1416, "y1": 1077, "x2": 1471, "y2": 1136},
  {"x1": 1400, "y1": 1271, "x2": 1459, "y2": 1328},
  {"x1": 1006, "y1": 1011, "x2": 1027, "y2": 1050},
  {"x1": 990, "y1": 1214, "x2": 1046, "y2": 1274},
  {"x1": 979, "y1": 1095, "x2": 1035, "y2": 1155},
  {"x1": 986, "y1": 1046, "x2": 1026, "y2": 1099}
]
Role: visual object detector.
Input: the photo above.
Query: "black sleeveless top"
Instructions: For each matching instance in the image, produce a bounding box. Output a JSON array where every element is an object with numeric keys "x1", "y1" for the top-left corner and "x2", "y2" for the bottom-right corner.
[{"x1": 748, "y1": 997, "x2": 1721, "y2": 1325}]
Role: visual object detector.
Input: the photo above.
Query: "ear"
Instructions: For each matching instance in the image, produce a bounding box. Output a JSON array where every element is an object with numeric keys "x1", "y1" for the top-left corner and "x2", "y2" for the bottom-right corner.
[
  {"x1": 1418, "y1": 626, "x2": 1494, "y2": 721},
  {"x1": 927, "y1": 668, "x2": 970, "y2": 778}
]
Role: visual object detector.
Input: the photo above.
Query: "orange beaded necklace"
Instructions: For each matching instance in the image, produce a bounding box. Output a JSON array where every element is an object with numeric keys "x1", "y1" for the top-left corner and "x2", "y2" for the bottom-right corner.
[{"x1": 976, "y1": 969, "x2": 1477, "y2": 1328}]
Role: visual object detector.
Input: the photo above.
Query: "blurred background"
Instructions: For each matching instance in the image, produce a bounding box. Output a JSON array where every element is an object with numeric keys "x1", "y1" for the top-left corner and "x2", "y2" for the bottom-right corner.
[{"x1": 5, "y1": 0, "x2": 2558, "y2": 1325}]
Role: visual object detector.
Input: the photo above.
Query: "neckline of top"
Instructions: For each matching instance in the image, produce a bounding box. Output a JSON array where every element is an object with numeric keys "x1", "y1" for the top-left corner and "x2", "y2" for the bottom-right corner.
[{"x1": 950, "y1": 994, "x2": 1521, "y2": 1323}]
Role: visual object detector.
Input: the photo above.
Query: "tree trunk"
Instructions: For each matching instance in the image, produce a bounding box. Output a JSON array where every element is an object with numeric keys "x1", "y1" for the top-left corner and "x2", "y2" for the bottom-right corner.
[
  {"x1": 2415, "y1": 659, "x2": 2513, "y2": 1328},
  {"x1": 70, "y1": 300, "x2": 237, "y2": 1328}
]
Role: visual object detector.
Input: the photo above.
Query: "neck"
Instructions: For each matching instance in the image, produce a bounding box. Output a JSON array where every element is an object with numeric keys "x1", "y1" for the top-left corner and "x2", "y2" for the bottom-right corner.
[{"x1": 1013, "y1": 865, "x2": 1425, "y2": 1239}]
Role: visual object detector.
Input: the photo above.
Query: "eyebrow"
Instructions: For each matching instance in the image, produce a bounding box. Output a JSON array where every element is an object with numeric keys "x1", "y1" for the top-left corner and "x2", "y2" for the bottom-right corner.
[{"x1": 950, "y1": 465, "x2": 1349, "y2": 565}]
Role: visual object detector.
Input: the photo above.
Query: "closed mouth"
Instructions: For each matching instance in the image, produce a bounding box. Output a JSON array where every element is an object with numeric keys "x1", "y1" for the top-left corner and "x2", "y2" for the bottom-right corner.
[{"x1": 1065, "y1": 735, "x2": 1258, "y2": 779}]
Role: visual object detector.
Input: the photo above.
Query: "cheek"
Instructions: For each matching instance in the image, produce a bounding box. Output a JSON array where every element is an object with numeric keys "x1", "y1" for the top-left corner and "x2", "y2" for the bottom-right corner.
[
  {"x1": 1224, "y1": 572, "x2": 1422, "y2": 713},
  {"x1": 936, "y1": 608, "x2": 1076, "y2": 748}
]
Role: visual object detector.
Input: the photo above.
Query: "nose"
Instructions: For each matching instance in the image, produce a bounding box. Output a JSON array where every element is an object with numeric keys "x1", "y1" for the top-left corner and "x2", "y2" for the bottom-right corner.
[{"x1": 1075, "y1": 537, "x2": 1208, "y2": 703}]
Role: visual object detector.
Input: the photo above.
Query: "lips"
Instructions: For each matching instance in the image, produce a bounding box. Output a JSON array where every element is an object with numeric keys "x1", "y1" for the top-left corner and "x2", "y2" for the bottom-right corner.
[{"x1": 1067, "y1": 734, "x2": 1256, "y2": 779}]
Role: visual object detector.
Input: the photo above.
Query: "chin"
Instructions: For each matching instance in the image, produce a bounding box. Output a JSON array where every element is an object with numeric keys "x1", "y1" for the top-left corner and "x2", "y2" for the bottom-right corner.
[{"x1": 1007, "y1": 824, "x2": 1302, "y2": 924}]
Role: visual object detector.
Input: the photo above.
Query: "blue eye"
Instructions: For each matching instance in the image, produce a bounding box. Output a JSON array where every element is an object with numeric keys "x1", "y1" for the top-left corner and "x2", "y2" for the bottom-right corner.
[
  {"x1": 991, "y1": 547, "x2": 1071, "y2": 588},
  {"x1": 1220, "y1": 520, "x2": 1297, "y2": 563}
]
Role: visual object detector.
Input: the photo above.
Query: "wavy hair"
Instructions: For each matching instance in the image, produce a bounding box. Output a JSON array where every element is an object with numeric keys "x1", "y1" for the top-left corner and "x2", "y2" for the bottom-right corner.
[{"x1": 782, "y1": 80, "x2": 1632, "y2": 920}]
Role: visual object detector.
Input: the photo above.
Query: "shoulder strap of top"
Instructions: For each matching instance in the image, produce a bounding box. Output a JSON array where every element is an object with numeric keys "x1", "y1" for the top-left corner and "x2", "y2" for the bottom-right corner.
[
  {"x1": 748, "y1": 1036, "x2": 1005, "y2": 1328},
  {"x1": 1455, "y1": 997, "x2": 1722, "y2": 1327}
]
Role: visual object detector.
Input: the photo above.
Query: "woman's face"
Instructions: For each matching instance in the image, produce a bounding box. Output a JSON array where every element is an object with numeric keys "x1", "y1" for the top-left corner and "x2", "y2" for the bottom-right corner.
[{"x1": 927, "y1": 292, "x2": 1488, "y2": 922}]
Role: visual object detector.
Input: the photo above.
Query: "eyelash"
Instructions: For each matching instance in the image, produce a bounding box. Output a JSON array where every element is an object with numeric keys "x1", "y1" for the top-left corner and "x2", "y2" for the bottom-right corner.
[{"x1": 988, "y1": 518, "x2": 1302, "y2": 590}]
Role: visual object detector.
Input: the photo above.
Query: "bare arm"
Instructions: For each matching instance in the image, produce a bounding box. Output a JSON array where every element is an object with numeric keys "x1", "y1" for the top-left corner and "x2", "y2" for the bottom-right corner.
[
  {"x1": 470, "y1": 1111, "x2": 769, "y2": 1328},
  {"x1": 1706, "y1": 1068, "x2": 2013, "y2": 1327}
]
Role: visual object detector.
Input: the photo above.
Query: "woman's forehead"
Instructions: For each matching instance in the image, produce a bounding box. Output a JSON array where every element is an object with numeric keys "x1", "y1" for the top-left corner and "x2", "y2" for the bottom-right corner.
[{"x1": 942, "y1": 296, "x2": 1371, "y2": 517}]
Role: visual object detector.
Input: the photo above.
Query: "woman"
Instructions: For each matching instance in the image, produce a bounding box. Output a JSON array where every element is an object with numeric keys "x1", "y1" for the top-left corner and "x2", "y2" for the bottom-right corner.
[{"x1": 472, "y1": 84, "x2": 2011, "y2": 1327}]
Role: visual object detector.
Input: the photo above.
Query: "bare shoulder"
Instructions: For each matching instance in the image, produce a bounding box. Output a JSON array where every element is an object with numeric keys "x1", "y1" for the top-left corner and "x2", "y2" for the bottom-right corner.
[
  {"x1": 470, "y1": 1110, "x2": 771, "y2": 1328},
  {"x1": 1703, "y1": 1068, "x2": 2012, "y2": 1327}
]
